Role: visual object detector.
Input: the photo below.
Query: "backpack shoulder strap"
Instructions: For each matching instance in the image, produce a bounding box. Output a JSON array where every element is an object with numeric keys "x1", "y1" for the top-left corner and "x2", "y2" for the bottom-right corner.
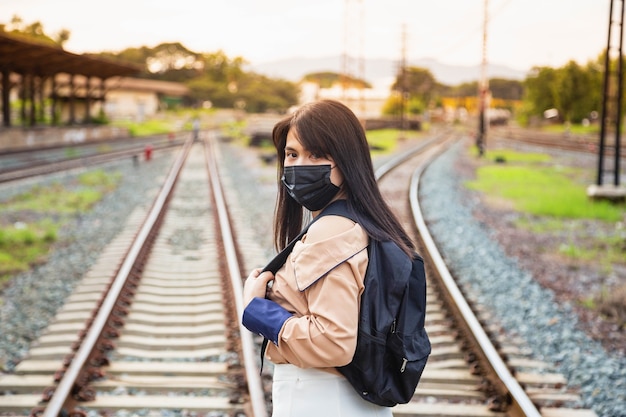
[
  {"x1": 315, "y1": 199, "x2": 357, "y2": 223},
  {"x1": 262, "y1": 226, "x2": 308, "y2": 274},
  {"x1": 264, "y1": 200, "x2": 356, "y2": 274}
]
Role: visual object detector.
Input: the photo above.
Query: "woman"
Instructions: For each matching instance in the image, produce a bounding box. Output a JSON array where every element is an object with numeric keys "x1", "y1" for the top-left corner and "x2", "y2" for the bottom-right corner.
[{"x1": 242, "y1": 99, "x2": 415, "y2": 416}]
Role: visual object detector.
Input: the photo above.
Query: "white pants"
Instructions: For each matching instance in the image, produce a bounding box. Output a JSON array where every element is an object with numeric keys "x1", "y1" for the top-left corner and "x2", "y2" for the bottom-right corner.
[{"x1": 271, "y1": 364, "x2": 393, "y2": 417}]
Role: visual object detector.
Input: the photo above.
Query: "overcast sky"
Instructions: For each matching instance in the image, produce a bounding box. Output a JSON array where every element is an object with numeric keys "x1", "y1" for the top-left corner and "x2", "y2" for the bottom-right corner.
[{"x1": 0, "y1": 0, "x2": 609, "y2": 72}]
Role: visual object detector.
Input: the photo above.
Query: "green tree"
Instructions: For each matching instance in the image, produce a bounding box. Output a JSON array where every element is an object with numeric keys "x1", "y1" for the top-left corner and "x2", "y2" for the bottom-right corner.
[
  {"x1": 146, "y1": 42, "x2": 201, "y2": 74},
  {"x1": 55, "y1": 29, "x2": 70, "y2": 47},
  {"x1": 236, "y1": 74, "x2": 299, "y2": 113},
  {"x1": 583, "y1": 55, "x2": 605, "y2": 121},
  {"x1": 523, "y1": 66, "x2": 559, "y2": 119},
  {"x1": 388, "y1": 67, "x2": 442, "y2": 116},
  {"x1": 187, "y1": 76, "x2": 232, "y2": 108},
  {"x1": 522, "y1": 58, "x2": 603, "y2": 124},
  {"x1": 92, "y1": 44, "x2": 298, "y2": 111},
  {"x1": 445, "y1": 81, "x2": 478, "y2": 98},
  {"x1": 433, "y1": 78, "x2": 522, "y2": 101},
  {"x1": 556, "y1": 61, "x2": 592, "y2": 123},
  {"x1": 489, "y1": 78, "x2": 524, "y2": 100},
  {"x1": 392, "y1": 67, "x2": 437, "y2": 102},
  {"x1": 303, "y1": 72, "x2": 371, "y2": 89},
  {"x1": 382, "y1": 95, "x2": 403, "y2": 116},
  {"x1": 96, "y1": 46, "x2": 154, "y2": 70},
  {"x1": 183, "y1": 51, "x2": 246, "y2": 107},
  {"x1": 1, "y1": 15, "x2": 70, "y2": 47}
]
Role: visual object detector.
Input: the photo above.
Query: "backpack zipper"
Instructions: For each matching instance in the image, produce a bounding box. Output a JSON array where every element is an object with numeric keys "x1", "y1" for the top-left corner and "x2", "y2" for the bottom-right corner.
[{"x1": 392, "y1": 319, "x2": 409, "y2": 372}]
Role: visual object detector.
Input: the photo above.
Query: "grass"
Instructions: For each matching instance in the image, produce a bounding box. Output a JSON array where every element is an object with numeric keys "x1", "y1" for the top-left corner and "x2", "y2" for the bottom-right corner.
[
  {"x1": 223, "y1": 120, "x2": 250, "y2": 143},
  {"x1": 7, "y1": 183, "x2": 102, "y2": 214},
  {"x1": 481, "y1": 148, "x2": 551, "y2": 164},
  {"x1": 596, "y1": 285, "x2": 626, "y2": 325},
  {"x1": 79, "y1": 170, "x2": 121, "y2": 191},
  {"x1": 466, "y1": 149, "x2": 623, "y2": 222},
  {"x1": 559, "y1": 231, "x2": 626, "y2": 266},
  {"x1": 514, "y1": 216, "x2": 565, "y2": 233},
  {"x1": 113, "y1": 119, "x2": 175, "y2": 136},
  {"x1": 64, "y1": 147, "x2": 79, "y2": 158},
  {"x1": 465, "y1": 146, "x2": 626, "y2": 324},
  {"x1": 541, "y1": 123, "x2": 599, "y2": 135},
  {"x1": 111, "y1": 108, "x2": 216, "y2": 137},
  {"x1": 517, "y1": 216, "x2": 625, "y2": 268},
  {"x1": 110, "y1": 111, "x2": 423, "y2": 157},
  {"x1": 230, "y1": 123, "x2": 422, "y2": 159},
  {"x1": 582, "y1": 283, "x2": 626, "y2": 327},
  {"x1": 366, "y1": 128, "x2": 422, "y2": 155},
  {"x1": 0, "y1": 169, "x2": 121, "y2": 285},
  {"x1": 0, "y1": 221, "x2": 57, "y2": 277}
]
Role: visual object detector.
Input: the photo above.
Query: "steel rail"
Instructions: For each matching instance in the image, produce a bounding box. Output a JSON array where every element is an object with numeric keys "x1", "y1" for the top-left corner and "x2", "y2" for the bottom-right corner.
[
  {"x1": 42, "y1": 139, "x2": 194, "y2": 417},
  {"x1": 374, "y1": 131, "x2": 449, "y2": 180},
  {"x1": 0, "y1": 140, "x2": 183, "y2": 183},
  {"x1": 204, "y1": 135, "x2": 267, "y2": 417},
  {"x1": 407, "y1": 140, "x2": 542, "y2": 417}
]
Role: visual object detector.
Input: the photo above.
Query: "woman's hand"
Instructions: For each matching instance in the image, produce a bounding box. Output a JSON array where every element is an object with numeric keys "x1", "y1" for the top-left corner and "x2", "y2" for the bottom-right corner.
[{"x1": 243, "y1": 268, "x2": 275, "y2": 306}]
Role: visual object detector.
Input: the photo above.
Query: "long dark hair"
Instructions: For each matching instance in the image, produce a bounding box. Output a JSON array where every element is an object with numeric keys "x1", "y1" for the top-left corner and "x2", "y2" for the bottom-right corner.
[{"x1": 272, "y1": 99, "x2": 415, "y2": 256}]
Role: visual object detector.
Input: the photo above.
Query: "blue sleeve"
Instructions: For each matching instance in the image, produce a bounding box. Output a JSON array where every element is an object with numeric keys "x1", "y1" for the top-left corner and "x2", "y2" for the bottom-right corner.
[{"x1": 242, "y1": 297, "x2": 293, "y2": 345}]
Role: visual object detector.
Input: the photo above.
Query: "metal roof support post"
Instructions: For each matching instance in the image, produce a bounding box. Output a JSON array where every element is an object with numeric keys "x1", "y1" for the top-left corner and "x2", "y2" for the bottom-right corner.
[
  {"x1": 85, "y1": 75, "x2": 92, "y2": 124},
  {"x1": 37, "y1": 76, "x2": 46, "y2": 123},
  {"x1": 69, "y1": 74, "x2": 75, "y2": 125},
  {"x1": 50, "y1": 75, "x2": 58, "y2": 126},
  {"x1": 20, "y1": 75, "x2": 26, "y2": 127},
  {"x1": 29, "y1": 73, "x2": 36, "y2": 127},
  {"x1": 99, "y1": 77, "x2": 107, "y2": 121},
  {"x1": 1, "y1": 68, "x2": 10, "y2": 127}
]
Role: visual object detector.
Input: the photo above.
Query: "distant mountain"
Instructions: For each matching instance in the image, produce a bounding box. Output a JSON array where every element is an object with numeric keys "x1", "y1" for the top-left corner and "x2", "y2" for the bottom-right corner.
[{"x1": 248, "y1": 55, "x2": 528, "y2": 87}]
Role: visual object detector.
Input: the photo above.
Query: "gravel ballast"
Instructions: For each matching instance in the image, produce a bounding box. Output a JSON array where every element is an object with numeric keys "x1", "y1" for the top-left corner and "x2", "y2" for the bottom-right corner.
[
  {"x1": 419, "y1": 140, "x2": 625, "y2": 417},
  {"x1": 1, "y1": 138, "x2": 623, "y2": 417},
  {"x1": 0, "y1": 152, "x2": 174, "y2": 372}
]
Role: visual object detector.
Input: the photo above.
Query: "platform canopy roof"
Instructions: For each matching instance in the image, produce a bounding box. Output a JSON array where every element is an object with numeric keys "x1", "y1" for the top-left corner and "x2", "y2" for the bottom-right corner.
[{"x1": 0, "y1": 31, "x2": 139, "y2": 79}]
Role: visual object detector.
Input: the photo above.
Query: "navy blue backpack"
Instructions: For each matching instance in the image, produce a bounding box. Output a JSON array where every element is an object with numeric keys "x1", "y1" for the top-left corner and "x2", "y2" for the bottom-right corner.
[{"x1": 262, "y1": 200, "x2": 431, "y2": 407}]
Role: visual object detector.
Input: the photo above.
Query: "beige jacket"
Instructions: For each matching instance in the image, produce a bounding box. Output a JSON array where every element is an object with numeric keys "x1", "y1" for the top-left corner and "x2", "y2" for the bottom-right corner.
[{"x1": 266, "y1": 215, "x2": 369, "y2": 374}]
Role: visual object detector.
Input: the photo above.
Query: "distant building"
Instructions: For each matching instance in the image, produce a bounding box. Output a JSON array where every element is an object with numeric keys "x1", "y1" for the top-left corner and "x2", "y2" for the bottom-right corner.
[
  {"x1": 299, "y1": 81, "x2": 390, "y2": 119},
  {"x1": 99, "y1": 77, "x2": 189, "y2": 122},
  {"x1": 5, "y1": 74, "x2": 189, "y2": 124}
]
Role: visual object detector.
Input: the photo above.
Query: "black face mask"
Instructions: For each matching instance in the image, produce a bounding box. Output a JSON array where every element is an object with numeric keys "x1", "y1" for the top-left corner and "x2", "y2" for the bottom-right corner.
[{"x1": 281, "y1": 165, "x2": 340, "y2": 211}]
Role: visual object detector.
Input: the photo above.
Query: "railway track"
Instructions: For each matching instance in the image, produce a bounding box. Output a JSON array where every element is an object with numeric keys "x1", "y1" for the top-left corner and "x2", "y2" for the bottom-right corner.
[
  {"x1": 491, "y1": 125, "x2": 625, "y2": 158},
  {"x1": 0, "y1": 135, "x2": 185, "y2": 183},
  {"x1": 0, "y1": 136, "x2": 263, "y2": 416},
  {"x1": 375, "y1": 132, "x2": 598, "y2": 417},
  {"x1": 0, "y1": 129, "x2": 600, "y2": 416}
]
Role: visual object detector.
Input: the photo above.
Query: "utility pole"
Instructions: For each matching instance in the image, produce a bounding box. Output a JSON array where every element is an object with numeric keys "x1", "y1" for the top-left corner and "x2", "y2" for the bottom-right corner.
[
  {"x1": 476, "y1": 0, "x2": 489, "y2": 156},
  {"x1": 342, "y1": 0, "x2": 364, "y2": 116},
  {"x1": 399, "y1": 24, "x2": 407, "y2": 136}
]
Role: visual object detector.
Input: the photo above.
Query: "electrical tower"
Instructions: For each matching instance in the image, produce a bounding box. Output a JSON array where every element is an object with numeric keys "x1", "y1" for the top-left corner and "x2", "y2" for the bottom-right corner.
[
  {"x1": 342, "y1": 0, "x2": 365, "y2": 117},
  {"x1": 596, "y1": 0, "x2": 624, "y2": 190}
]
